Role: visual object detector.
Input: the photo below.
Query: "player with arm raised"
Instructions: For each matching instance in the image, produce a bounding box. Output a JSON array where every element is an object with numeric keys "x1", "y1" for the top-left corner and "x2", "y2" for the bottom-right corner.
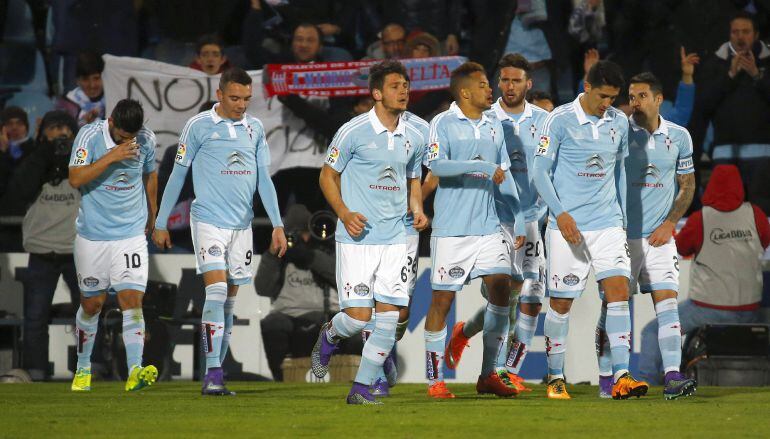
[{"x1": 153, "y1": 68, "x2": 287, "y2": 396}]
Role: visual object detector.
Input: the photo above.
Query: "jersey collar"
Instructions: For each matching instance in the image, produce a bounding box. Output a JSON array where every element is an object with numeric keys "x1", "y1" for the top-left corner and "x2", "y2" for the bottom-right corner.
[
  {"x1": 630, "y1": 114, "x2": 669, "y2": 136},
  {"x1": 573, "y1": 93, "x2": 614, "y2": 126},
  {"x1": 491, "y1": 98, "x2": 533, "y2": 122},
  {"x1": 450, "y1": 101, "x2": 491, "y2": 125},
  {"x1": 367, "y1": 107, "x2": 406, "y2": 136},
  {"x1": 210, "y1": 103, "x2": 247, "y2": 126},
  {"x1": 101, "y1": 119, "x2": 116, "y2": 149}
]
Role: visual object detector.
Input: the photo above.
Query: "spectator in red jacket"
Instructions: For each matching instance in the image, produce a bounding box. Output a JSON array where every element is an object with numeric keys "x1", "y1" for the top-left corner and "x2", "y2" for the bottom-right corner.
[{"x1": 639, "y1": 164, "x2": 770, "y2": 384}]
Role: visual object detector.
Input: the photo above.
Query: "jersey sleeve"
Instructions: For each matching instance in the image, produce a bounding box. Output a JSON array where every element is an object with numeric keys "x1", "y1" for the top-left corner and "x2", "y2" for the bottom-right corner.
[
  {"x1": 140, "y1": 128, "x2": 157, "y2": 174},
  {"x1": 426, "y1": 116, "x2": 449, "y2": 166},
  {"x1": 617, "y1": 118, "x2": 629, "y2": 160},
  {"x1": 325, "y1": 123, "x2": 355, "y2": 172},
  {"x1": 676, "y1": 128, "x2": 695, "y2": 174},
  {"x1": 407, "y1": 132, "x2": 424, "y2": 179},
  {"x1": 535, "y1": 112, "x2": 562, "y2": 161},
  {"x1": 255, "y1": 119, "x2": 272, "y2": 168},
  {"x1": 69, "y1": 124, "x2": 97, "y2": 167},
  {"x1": 175, "y1": 117, "x2": 203, "y2": 167},
  {"x1": 495, "y1": 119, "x2": 510, "y2": 171}
]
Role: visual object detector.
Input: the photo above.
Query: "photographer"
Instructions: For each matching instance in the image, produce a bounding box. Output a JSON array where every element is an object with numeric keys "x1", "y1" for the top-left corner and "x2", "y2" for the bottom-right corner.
[
  {"x1": 255, "y1": 204, "x2": 360, "y2": 381},
  {"x1": 0, "y1": 111, "x2": 82, "y2": 381}
]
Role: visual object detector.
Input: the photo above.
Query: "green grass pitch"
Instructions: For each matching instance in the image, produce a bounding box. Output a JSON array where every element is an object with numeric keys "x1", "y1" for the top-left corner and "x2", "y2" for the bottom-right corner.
[{"x1": 2, "y1": 382, "x2": 770, "y2": 438}]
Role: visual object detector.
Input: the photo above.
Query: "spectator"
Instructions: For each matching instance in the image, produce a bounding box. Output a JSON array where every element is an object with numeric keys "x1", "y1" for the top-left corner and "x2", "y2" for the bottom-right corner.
[
  {"x1": 639, "y1": 164, "x2": 770, "y2": 384},
  {"x1": 568, "y1": 0, "x2": 605, "y2": 47},
  {"x1": 255, "y1": 204, "x2": 360, "y2": 381},
  {"x1": 527, "y1": 89, "x2": 555, "y2": 112},
  {"x1": 0, "y1": 111, "x2": 81, "y2": 381},
  {"x1": 188, "y1": 34, "x2": 231, "y2": 75},
  {"x1": 404, "y1": 31, "x2": 452, "y2": 119},
  {"x1": 383, "y1": 0, "x2": 461, "y2": 55},
  {"x1": 0, "y1": 106, "x2": 34, "y2": 195},
  {"x1": 690, "y1": 11, "x2": 770, "y2": 213},
  {"x1": 365, "y1": 23, "x2": 407, "y2": 60},
  {"x1": 56, "y1": 53, "x2": 106, "y2": 128}
]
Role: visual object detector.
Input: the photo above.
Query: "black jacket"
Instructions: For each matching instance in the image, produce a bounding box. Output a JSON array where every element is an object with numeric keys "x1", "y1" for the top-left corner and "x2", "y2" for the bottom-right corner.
[
  {"x1": 382, "y1": 0, "x2": 462, "y2": 41},
  {"x1": 690, "y1": 40, "x2": 770, "y2": 154}
]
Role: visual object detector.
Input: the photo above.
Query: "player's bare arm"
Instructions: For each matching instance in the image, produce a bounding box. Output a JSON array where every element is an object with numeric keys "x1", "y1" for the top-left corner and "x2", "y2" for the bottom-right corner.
[
  {"x1": 649, "y1": 172, "x2": 695, "y2": 247},
  {"x1": 143, "y1": 171, "x2": 158, "y2": 235},
  {"x1": 408, "y1": 177, "x2": 429, "y2": 231}
]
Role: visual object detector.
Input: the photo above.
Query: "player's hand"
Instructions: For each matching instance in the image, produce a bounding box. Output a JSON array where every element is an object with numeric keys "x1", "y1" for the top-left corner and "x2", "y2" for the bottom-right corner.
[
  {"x1": 271, "y1": 226, "x2": 288, "y2": 257},
  {"x1": 491, "y1": 167, "x2": 506, "y2": 184},
  {"x1": 152, "y1": 229, "x2": 172, "y2": 249},
  {"x1": 584, "y1": 48, "x2": 600, "y2": 76},
  {"x1": 342, "y1": 211, "x2": 368, "y2": 238},
  {"x1": 556, "y1": 212, "x2": 582, "y2": 245},
  {"x1": 108, "y1": 138, "x2": 140, "y2": 163},
  {"x1": 514, "y1": 235, "x2": 525, "y2": 250},
  {"x1": 648, "y1": 220, "x2": 675, "y2": 247},
  {"x1": 413, "y1": 211, "x2": 430, "y2": 232}
]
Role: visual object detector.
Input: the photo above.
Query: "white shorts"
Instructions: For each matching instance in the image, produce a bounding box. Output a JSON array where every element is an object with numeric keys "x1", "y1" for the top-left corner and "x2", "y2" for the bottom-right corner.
[
  {"x1": 336, "y1": 242, "x2": 409, "y2": 309},
  {"x1": 404, "y1": 234, "x2": 420, "y2": 296},
  {"x1": 502, "y1": 221, "x2": 546, "y2": 304},
  {"x1": 546, "y1": 226, "x2": 631, "y2": 299},
  {"x1": 629, "y1": 237, "x2": 680, "y2": 293},
  {"x1": 74, "y1": 234, "x2": 148, "y2": 297},
  {"x1": 430, "y1": 232, "x2": 511, "y2": 292},
  {"x1": 191, "y1": 220, "x2": 254, "y2": 285}
]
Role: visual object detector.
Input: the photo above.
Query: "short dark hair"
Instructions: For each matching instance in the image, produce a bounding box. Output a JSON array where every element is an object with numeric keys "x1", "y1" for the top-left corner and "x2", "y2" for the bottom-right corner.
[
  {"x1": 368, "y1": 60, "x2": 409, "y2": 93},
  {"x1": 586, "y1": 60, "x2": 625, "y2": 90},
  {"x1": 293, "y1": 22, "x2": 323, "y2": 41},
  {"x1": 527, "y1": 90, "x2": 553, "y2": 103},
  {"x1": 450, "y1": 61, "x2": 486, "y2": 100},
  {"x1": 76, "y1": 52, "x2": 104, "y2": 78},
  {"x1": 629, "y1": 72, "x2": 663, "y2": 96},
  {"x1": 731, "y1": 10, "x2": 757, "y2": 31},
  {"x1": 498, "y1": 53, "x2": 531, "y2": 76},
  {"x1": 0, "y1": 106, "x2": 29, "y2": 130},
  {"x1": 111, "y1": 99, "x2": 144, "y2": 133},
  {"x1": 219, "y1": 67, "x2": 252, "y2": 91},
  {"x1": 196, "y1": 34, "x2": 225, "y2": 54}
]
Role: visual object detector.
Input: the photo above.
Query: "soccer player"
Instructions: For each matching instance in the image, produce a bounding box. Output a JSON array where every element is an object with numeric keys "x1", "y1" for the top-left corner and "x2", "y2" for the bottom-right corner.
[
  {"x1": 532, "y1": 60, "x2": 649, "y2": 400},
  {"x1": 443, "y1": 54, "x2": 548, "y2": 391},
  {"x1": 153, "y1": 68, "x2": 287, "y2": 396},
  {"x1": 595, "y1": 72, "x2": 697, "y2": 399},
  {"x1": 311, "y1": 60, "x2": 429, "y2": 404},
  {"x1": 423, "y1": 61, "x2": 525, "y2": 399},
  {"x1": 68, "y1": 99, "x2": 159, "y2": 392}
]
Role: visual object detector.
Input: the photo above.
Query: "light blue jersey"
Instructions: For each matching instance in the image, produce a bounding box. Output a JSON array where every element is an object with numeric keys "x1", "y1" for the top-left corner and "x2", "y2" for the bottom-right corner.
[
  {"x1": 325, "y1": 108, "x2": 426, "y2": 244},
  {"x1": 175, "y1": 106, "x2": 270, "y2": 229},
  {"x1": 626, "y1": 115, "x2": 694, "y2": 239},
  {"x1": 490, "y1": 99, "x2": 549, "y2": 224},
  {"x1": 427, "y1": 102, "x2": 510, "y2": 237},
  {"x1": 533, "y1": 94, "x2": 629, "y2": 231},
  {"x1": 403, "y1": 112, "x2": 430, "y2": 237},
  {"x1": 69, "y1": 120, "x2": 156, "y2": 241}
]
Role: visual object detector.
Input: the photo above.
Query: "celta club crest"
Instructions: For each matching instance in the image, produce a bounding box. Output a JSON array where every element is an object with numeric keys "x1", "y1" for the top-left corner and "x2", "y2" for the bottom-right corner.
[
  {"x1": 529, "y1": 124, "x2": 537, "y2": 138},
  {"x1": 665, "y1": 136, "x2": 672, "y2": 151},
  {"x1": 490, "y1": 127, "x2": 496, "y2": 143},
  {"x1": 609, "y1": 127, "x2": 617, "y2": 143}
]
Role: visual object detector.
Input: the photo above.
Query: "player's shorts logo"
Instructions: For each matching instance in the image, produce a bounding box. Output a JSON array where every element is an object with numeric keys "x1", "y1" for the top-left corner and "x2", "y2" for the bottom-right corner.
[
  {"x1": 448, "y1": 266, "x2": 465, "y2": 279},
  {"x1": 353, "y1": 283, "x2": 370, "y2": 296},
  {"x1": 551, "y1": 274, "x2": 560, "y2": 288},
  {"x1": 563, "y1": 273, "x2": 579, "y2": 286},
  {"x1": 536, "y1": 135, "x2": 550, "y2": 156},
  {"x1": 208, "y1": 245, "x2": 223, "y2": 257},
  {"x1": 326, "y1": 146, "x2": 340, "y2": 166},
  {"x1": 83, "y1": 277, "x2": 99, "y2": 288},
  {"x1": 175, "y1": 143, "x2": 187, "y2": 164},
  {"x1": 73, "y1": 147, "x2": 88, "y2": 165},
  {"x1": 427, "y1": 142, "x2": 440, "y2": 161}
]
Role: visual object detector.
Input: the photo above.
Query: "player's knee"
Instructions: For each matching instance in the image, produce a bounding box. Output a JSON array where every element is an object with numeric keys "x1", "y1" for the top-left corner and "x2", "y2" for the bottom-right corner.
[
  {"x1": 520, "y1": 302, "x2": 541, "y2": 316},
  {"x1": 344, "y1": 307, "x2": 372, "y2": 322},
  {"x1": 80, "y1": 300, "x2": 103, "y2": 316},
  {"x1": 430, "y1": 294, "x2": 454, "y2": 312},
  {"x1": 549, "y1": 298, "x2": 572, "y2": 314}
]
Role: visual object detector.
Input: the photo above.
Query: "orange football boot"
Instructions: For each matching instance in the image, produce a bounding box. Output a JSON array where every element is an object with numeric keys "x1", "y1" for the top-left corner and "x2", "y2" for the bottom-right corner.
[{"x1": 445, "y1": 322, "x2": 470, "y2": 370}]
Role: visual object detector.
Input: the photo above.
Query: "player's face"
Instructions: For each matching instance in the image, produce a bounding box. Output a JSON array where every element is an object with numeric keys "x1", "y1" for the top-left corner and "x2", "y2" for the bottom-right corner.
[
  {"x1": 629, "y1": 82, "x2": 662, "y2": 124},
  {"x1": 583, "y1": 83, "x2": 620, "y2": 116},
  {"x1": 532, "y1": 98, "x2": 554, "y2": 112},
  {"x1": 108, "y1": 120, "x2": 138, "y2": 144},
  {"x1": 375, "y1": 73, "x2": 409, "y2": 113},
  {"x1": 498, "y1": 67, "x2": 531, "y2": 108},
  {"x1": 216, "y1": 82, "x2": 252, "y2": 120},
  {"x1": 77, "y1": 73, "x2": 103, "y2": 100},
  {"x1": 292, "y1": 26, "x2": 321, "y2": 63},
  {"x1": 197, "y1": 44, "x2": 227, "y2": 75},
  {"x1": 730, "y1": 18, "x2": 757, "y2": 53},
  {"x1": 465, "y1": 71, "x2": 493, "y2": 111}
]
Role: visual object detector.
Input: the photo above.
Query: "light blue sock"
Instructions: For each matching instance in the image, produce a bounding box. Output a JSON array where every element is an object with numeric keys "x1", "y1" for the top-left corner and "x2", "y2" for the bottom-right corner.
[
  {"x1": 220, "y1": 296, "x2": 236, "y2": 365},
  {"x1": 361, "y1": 316, "x2": 387, "y2": 382},
  {"x1": 463, "y1": 305, "x2": 486, "y2": 338},
  {"x1": 595, "y1": 304, "x2": 612, "y2": 376},
  {"x1": 327, "y1": 312, "x2": 368, "y2": 343},
  {"x1": 506, "y1": 312, "x2": 538, "y2": 374},
  {"x1": 544, "y1": 308, "x2": 569, "y2": 380},
  {"x1": 424, "y1": 327, "x2": 446, "y2": 385},
  {"x1": 201, "y1": 282, "x2": 227, "y2": 371},
  {"x1": 354, "y1": 311, "x2": 398, "y2": 386},
  {"x1": 655, "y1": 298, "x2": 682, "y2": 374},
  {"x1": 122, "y1": 308, "x2": 144, "y2": 370},
  {"x1": 481, "y1": 302, "x2": 510, "y2": 376},
  {"x1": 75, "y1": 306, "x2": 99, "y2": 370},
  {"x1": 606, "y1": 301, "x2": 631, "y2": 382}
]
